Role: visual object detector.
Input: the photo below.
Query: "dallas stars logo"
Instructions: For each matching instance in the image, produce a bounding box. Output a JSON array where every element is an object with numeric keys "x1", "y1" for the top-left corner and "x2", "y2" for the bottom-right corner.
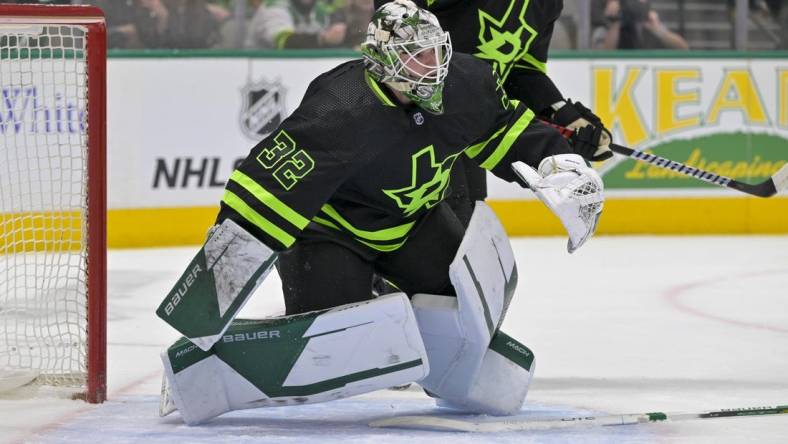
[
  {"x1": 383, "y1": 145, "x2": 460, "y2": 217},
  {"x1": 474, "y1": 1, "x2": 536, "y2": 83}
]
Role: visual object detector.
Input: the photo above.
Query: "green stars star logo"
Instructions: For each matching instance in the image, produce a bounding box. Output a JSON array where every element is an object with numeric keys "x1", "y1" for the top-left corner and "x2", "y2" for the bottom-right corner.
[
  {"x1": 474, "y1": 1, "x2": 537, "y2": 83},
  {"x1": 383, "y1": 145, "x2": 460, "y2": 217}
]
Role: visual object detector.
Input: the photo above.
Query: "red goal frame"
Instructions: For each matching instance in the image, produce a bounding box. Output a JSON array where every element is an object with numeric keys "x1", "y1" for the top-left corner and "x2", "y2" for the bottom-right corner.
[{"x1": 0, "y1": 4, "x2": 107, "y2": 403}]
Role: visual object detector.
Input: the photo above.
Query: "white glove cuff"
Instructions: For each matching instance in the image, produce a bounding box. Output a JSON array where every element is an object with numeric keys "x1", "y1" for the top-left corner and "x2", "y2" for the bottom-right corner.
[{"x1": 537, "y1": 153, "x2": 587, "y2": 177}]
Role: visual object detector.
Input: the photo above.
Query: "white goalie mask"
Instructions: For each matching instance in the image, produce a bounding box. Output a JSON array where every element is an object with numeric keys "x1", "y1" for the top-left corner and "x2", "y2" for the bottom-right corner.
[{"x1": 361, "y1": 0, "x2": 452, "y2": 114}]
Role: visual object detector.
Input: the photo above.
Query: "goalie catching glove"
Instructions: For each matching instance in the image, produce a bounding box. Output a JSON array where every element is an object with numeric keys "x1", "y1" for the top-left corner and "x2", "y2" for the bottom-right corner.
[
  {"x1": 513, "y1": 154, "x2": 604, "y2": 253},
  {"x1": 551, "y1": 99, "x2": 613, "y2": 162}
]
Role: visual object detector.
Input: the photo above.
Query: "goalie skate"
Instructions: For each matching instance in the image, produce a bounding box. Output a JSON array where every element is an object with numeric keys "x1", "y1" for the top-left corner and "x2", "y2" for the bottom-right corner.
[{"x1": 159, "y1": 373, "x2": 177, "y2": 417}]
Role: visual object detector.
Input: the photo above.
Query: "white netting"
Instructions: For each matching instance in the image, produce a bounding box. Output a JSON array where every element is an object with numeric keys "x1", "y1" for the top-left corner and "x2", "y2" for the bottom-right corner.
[{"x1": 0, "y1": 23, "x2": 89, "y2": 389}]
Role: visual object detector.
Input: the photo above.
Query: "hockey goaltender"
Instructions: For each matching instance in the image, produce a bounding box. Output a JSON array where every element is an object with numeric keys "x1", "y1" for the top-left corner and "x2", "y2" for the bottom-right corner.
[{"x1": 156, "y1": 0, "x2": 604, "y2": 425}]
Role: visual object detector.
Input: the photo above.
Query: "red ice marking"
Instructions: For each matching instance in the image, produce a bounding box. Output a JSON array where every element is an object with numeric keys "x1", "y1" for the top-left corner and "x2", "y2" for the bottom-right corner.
[{"x1": 663, "y1": 269, "x2": 788, "y2": 334}]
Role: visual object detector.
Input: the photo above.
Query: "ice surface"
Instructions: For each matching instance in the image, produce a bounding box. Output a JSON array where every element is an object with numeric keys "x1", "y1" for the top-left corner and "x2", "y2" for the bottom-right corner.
[{"x1": 2, "y1": 236, "x2": 787, "y2": 443}]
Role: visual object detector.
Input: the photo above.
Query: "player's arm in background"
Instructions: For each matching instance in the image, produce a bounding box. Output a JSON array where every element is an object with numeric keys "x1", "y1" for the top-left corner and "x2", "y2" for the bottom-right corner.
[
  {"x1": 504, "y1": 2, "x2": 614, "y2": 162},
  {"x1": 248, "y1": 0, "x2": 346, "y2": 49}
]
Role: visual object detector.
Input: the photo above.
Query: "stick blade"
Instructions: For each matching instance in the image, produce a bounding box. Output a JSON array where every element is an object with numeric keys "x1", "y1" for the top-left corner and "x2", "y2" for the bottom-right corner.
[
  {"x1": 368, "y1": 413, "x2": 605, "y2": 432},
  {"x1": 370, "y1": 415, "x2": 481, "y2": 432},
  {"x1": 772, "y1": 163, "x2": 788, "y2": 194}
]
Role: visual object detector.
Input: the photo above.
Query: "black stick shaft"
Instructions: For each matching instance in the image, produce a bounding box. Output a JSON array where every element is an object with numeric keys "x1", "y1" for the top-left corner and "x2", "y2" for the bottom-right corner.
[
  {"x1": 537, "y1": 119, "x2": 780, "y2": 198},
  {"x1": 609, "y1": 143, "x2": 778, "y2": 198}
]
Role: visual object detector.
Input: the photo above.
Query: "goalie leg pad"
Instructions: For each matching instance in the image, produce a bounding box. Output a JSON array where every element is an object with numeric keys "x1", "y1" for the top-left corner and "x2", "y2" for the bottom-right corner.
[
  {"x1": 412, "y1": 202, "x2": 521, "y2": 414},
  {"x1": 413, "y1": 202, "x2": 517, "y2": 398},
  {"x1": 435, "y1": 331, "x2": 535, "y2": 416},
  {"x1": 161, "y1": 293, "x2": 428, "y2": 425},
  {"x1": 156, "y1": 218, "x2": 277, "y2": 351},
  {"x1": 412, "y1": 295, "x2": 534, "y2": 415},
  {"x1": 449, "y1": 201, "x2": 517, "y2": 336}
]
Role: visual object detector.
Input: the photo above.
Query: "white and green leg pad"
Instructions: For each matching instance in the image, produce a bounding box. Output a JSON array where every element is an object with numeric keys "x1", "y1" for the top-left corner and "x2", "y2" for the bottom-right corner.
[
  {"x1": 434, "y1": 330, "x2": 535, "y2": 416},
  {"x1": 412, "y1": 202, "x2": 528, "y2": 415},
  {"x1": 160, "y1": 293, "x2": 428, "y2": 425},
  {"x1": 412, "y1": 293, "x2": 535, "y2": 416},
  {"x1": 156, "y1": 218, "x2": 277, "y2": 351},
  {"x1": 450, "y1": 201, "x2": 517, "y2": 334}
]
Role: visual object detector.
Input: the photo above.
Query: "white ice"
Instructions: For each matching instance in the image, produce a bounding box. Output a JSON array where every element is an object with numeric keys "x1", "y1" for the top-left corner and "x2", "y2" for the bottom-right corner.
[{"x1": 2, "y1": 235, "x2": 787, "y2": 443}]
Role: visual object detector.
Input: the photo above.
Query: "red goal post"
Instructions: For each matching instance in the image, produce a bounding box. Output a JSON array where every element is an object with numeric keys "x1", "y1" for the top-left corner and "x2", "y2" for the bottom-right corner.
[{"x1": 0, "y1": 4, "x2": 106, "y2": 403}]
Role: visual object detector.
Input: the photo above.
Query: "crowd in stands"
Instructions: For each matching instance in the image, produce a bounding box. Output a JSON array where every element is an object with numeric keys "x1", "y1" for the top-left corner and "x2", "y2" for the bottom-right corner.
[
  {"x1": 91, "y1": 0, "x2": 375, "y2": 50},
  {"x1": 9, "y1": 0, "x2": 788, "y2": 51},
  {"x1": 591, "y1": 0, "x2": 689, "y2": 50}
]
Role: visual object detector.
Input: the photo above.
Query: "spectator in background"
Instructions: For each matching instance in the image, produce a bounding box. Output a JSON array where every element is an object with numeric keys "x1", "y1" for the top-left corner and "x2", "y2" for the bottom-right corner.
[
  {"x1": 92, "y1": 0, "x2": 144, "y2": 48},
  {"x1": 96, "y1": 0, "x2": 228, "y2": 49},
  {"x1": 334, "y1": 0, "x2": 374, "y2": 49},
  {"x1": 245, "y1": 0, "x2": 347, "y2": 49},
  {"x1": 135, "y1": 0, "x2": 229, "y2": 48},
  {"x1": 592, "y1": 0, "x2": 689, "y2": 50},
  {"x1": 779, "y1": 3, "x2": 788, "y2": 49},
  {"x1": 214, "y1": 0, "x2": 265, "y2": 49},
  {"x1": 3, "y1": 0, "x2": 72, "y2": 3},
  {"x1": 551, "y1": 1, "x2": 579, "y2": 50},
  {"x1": 736, "y1": 0, "x2": 786, "y2": 50}
]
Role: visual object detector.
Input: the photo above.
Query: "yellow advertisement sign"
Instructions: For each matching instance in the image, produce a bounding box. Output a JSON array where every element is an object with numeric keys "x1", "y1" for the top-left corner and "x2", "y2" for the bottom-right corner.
[{"x1": 585, "y1": 61, "x2": 788, "y2": 190}]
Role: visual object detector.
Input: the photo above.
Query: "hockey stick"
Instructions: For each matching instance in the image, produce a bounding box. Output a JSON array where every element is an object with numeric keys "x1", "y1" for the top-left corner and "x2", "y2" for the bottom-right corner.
[
  {"x1": 541, "y1": 120, "x2": 788, "y2": 198},
  {"x1": 369, "y1": 404, "x2": 788, "y2": 432},
  {"x1": 608, "y1": 143, "x2": 788, "y2": 198}
]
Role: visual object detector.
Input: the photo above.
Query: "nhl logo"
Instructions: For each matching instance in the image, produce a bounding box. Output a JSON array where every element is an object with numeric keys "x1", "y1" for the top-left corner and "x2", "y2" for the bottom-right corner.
[
  {"x1": 413, "y1": 112, "x2": 425, "y2": 125},
  {"x1": 240, "y1": 77, "x2": 287, "y2": 140}
]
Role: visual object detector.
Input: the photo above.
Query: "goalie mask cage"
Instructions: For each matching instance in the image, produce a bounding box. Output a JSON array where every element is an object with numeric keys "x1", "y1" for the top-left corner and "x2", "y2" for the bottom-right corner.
[{"x1": 0, "y1": 5, "x2": 106, "y2": 403}]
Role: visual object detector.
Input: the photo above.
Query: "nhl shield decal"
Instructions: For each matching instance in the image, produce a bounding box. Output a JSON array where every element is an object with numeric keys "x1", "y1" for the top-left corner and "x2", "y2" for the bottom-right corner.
[{"x1": 240, "y1": 78, "x2": 287, "y2": 140}]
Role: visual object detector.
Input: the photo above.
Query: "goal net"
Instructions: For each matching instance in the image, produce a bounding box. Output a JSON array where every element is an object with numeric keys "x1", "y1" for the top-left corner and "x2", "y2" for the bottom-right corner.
[{"x1": 0, "y1": 5, "x2": 106, "y2": 403}]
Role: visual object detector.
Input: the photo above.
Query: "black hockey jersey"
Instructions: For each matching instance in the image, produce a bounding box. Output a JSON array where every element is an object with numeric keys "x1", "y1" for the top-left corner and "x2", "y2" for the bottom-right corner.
[
  {"x1": 218, "y1": 54, "x2": 570, "y2": 254},
  {"x1": 376, "y1": 0, "x2": 565, "y2": 114},
  {"x1": 374, "y1": 0, "x2": 567, "y2": 203}
]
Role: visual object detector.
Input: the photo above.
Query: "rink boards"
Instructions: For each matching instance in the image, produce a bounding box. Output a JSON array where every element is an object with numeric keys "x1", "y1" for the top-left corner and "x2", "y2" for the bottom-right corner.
[{"x1": 97, "y1": 51, "x2": 788, "y2": 247}]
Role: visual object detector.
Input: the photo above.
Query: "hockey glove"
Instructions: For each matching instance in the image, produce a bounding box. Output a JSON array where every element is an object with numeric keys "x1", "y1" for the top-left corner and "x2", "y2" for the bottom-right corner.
[
  {"x1": 551, "y1": 99, "x2": 613, "y2": 162},
  {"x1": 512, "y1": 154, "x2": 604, "y2": 253}
]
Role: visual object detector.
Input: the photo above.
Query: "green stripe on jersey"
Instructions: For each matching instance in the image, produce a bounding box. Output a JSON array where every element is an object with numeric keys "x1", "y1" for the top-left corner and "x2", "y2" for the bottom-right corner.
[
  {"x1": 320, "y1": 204, "x2": 415, "y2": 241},
  {"x1": 312, "y1": 216, "x2": 409, "y2": 252},
  {"x1": 465, "y1": 124, "x2": 507, "y2": 160},
  {"x1": 222, "y1": 190, "x2": 296, "y2": 248},
  {"x1": 229, "y1": 170, "x2": 310, "y2": 230},
  {"x1": 364, "y1": 71, "x2": 396, "y2": 107},
  {"x1": 480, "y1": 108, "x2": 535, "y2": 170},
  {"x1": 356, "y1": 237, "x2": 408, "y2": 252},
  {"x1": 514, "y1": 59, "x2": 547, "y2": 73}
]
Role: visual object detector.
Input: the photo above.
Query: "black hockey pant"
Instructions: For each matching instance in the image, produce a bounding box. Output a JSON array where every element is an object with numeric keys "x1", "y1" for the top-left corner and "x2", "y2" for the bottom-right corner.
[{"x1": 277, "y1": 202, "x2": 465, "y2": 315}]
